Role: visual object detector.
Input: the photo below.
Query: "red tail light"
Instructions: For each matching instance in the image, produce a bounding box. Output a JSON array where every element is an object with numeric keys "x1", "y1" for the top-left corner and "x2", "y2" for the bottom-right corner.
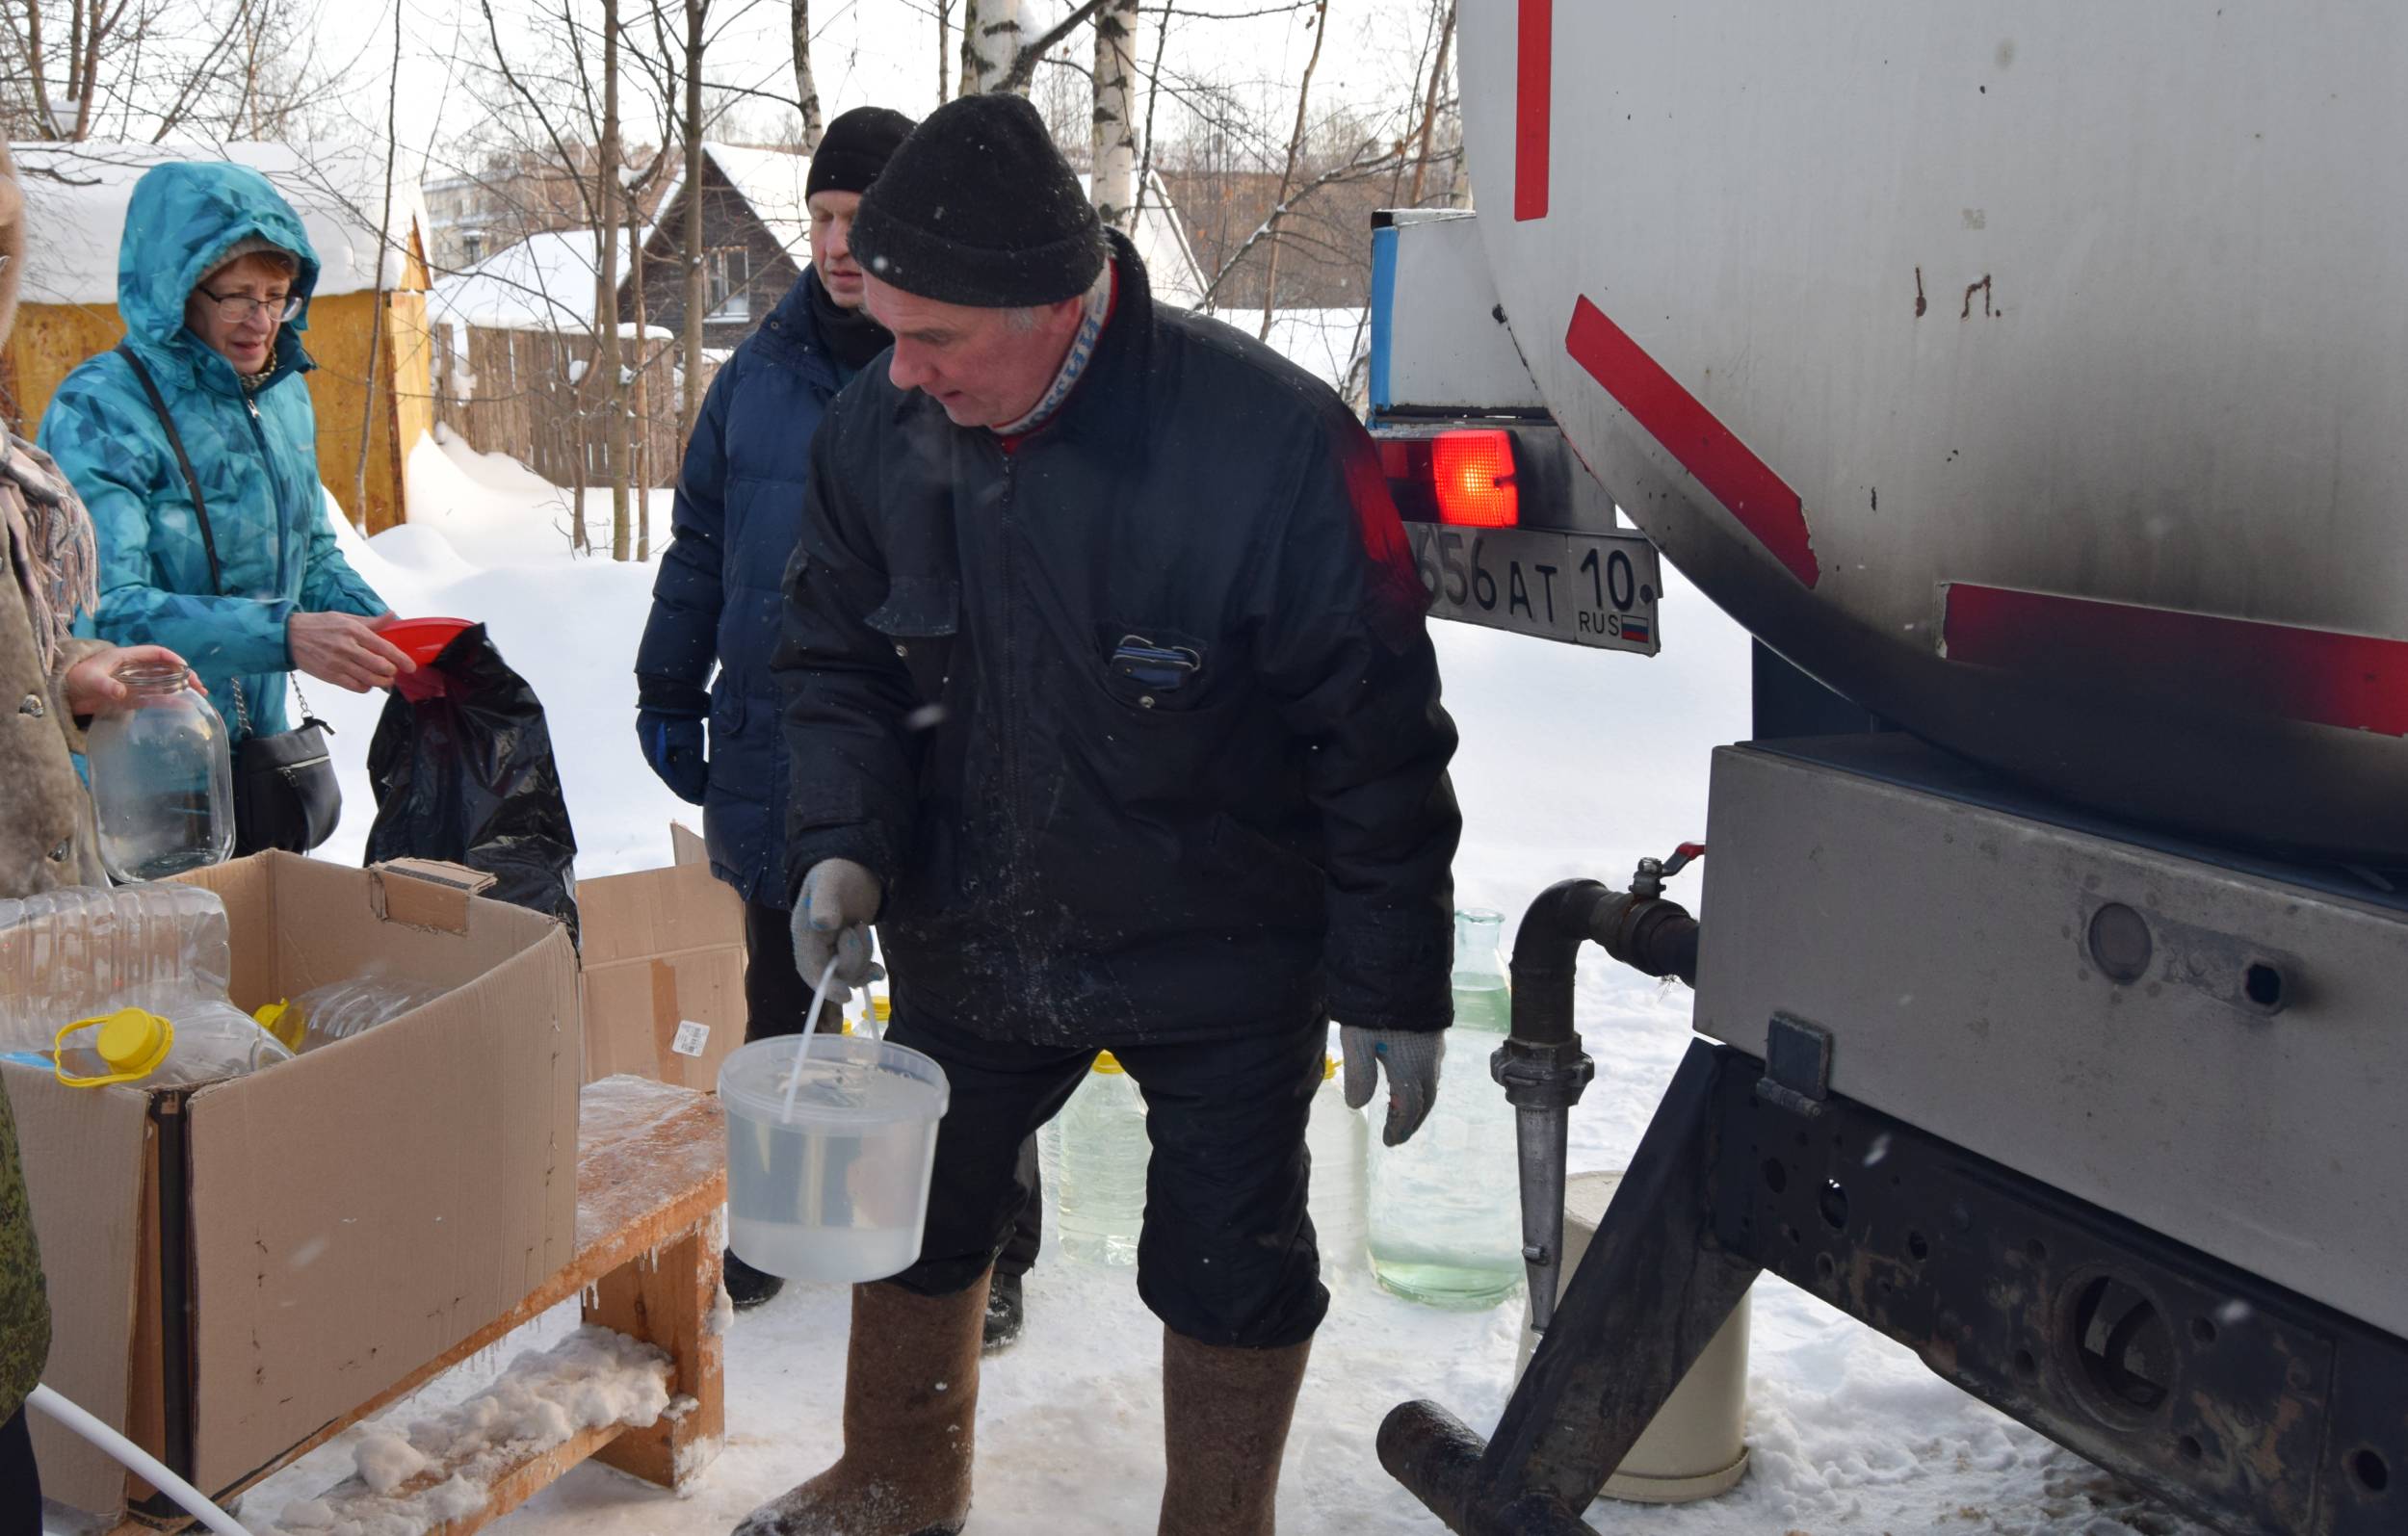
[
  {"x1": 1375, "y1": 429, "x2": 1521, "y2": 529},
  {"x1": 1431, "y1": 430, "x2": 1519, "y2": 527}
]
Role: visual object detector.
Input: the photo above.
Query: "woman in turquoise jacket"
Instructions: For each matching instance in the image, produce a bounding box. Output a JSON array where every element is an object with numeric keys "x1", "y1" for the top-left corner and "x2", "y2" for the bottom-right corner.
[{"x1": 39, "y1": 161, "x2": 410, "y2": 756}]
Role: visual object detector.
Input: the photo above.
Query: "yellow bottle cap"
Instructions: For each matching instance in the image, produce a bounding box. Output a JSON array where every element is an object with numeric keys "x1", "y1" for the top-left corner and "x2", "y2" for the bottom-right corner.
[
  {"x1": 254, "y1": 999, "x2": 304, "y2": 1054},
  {"x1": 872, "y1": 996, "x2": 892, "y2": 1022},
  {"x1": 1093, "y1": 1050, "x2": 1126, "y2": 1075},
  {"x1": 1323, "y1": 1053, "x2": 1340, "y2": 1082},
  {"x1": 55, "y1": 1007, "x2": 175, "y2": 1087}
]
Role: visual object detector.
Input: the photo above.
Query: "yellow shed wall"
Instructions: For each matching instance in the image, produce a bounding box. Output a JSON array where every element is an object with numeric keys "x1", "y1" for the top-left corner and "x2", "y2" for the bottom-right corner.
[{"x1": 3, "y1": 289, "x2": 432, "y2": 536}]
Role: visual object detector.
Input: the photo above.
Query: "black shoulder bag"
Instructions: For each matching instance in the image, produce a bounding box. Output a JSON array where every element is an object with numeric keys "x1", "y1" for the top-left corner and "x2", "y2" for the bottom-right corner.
[{"x1": 115, "y1": 344, "x2": 342, "y2": 855}]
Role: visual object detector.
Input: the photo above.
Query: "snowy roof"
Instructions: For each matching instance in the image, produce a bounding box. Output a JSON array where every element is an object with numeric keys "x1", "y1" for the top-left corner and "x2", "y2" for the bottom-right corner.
[
  {"x1": 11, "y1": 141, "x2": 427, "y2": 307},
  {"x1": 701, "y1": 143, "x2": 813, "y2": 256},
  {"x1": 430, "y1": 229, "x2": 603, "y2": 333}
]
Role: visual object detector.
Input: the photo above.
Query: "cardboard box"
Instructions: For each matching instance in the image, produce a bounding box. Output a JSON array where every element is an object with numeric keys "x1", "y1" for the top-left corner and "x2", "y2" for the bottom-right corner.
[
  {"x1": 578, "y1": 823, "x2": 750, "y2": 1091},
  {"x1": 6, "y1": 852, "x2": 580, "y2": 1521}
]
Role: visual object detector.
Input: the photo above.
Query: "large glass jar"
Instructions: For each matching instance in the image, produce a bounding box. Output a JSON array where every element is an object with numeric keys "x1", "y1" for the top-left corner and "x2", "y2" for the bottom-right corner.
[
  {"x1": 83, "y1": 661, "x2": 235, "y2": 882},
  {"x1": 1366, "y1": 907, "x2": 1525, "y2": 1308}
]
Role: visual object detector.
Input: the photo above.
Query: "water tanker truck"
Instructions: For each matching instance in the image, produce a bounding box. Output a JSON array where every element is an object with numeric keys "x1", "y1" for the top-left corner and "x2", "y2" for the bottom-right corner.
[{"x1": 1364, "y1": 7, "x2": 2408, "y2": 1534}]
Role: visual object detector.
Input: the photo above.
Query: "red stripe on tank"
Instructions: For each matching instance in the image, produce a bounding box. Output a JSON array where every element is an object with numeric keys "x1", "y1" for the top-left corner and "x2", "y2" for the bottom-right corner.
[
  {"x1": 1515, "y1": 0, "x2": 1553, "y2": 221},
  {"x1": 1564, "y1": 297, "x2": 1819, "y2": 587},
  {"x1": 1944, "y1": 584, "x2": 2408, "y2": 736}
]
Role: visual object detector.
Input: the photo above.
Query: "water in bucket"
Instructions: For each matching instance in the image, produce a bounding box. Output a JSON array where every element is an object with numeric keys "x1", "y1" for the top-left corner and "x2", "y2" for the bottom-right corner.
[{"x1": 720, "y1": 1032, "x2": 950, "y2": 1284}]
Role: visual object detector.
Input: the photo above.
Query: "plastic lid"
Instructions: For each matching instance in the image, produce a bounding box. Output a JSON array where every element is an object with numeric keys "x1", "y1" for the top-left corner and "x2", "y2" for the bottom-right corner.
[
  {"x1": 1093, "y1": 1050, "x2": 1126, "y2": 1075},
  {"x1": 254, "y1": 999, "x2": 303, "y2": 1054},
  {"x1": 87, "y1": 1007, "x2": 173, "y2": 1076}
]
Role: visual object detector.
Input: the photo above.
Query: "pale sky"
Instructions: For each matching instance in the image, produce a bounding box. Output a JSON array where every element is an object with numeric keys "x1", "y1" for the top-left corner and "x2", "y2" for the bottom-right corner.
[{"x1": 315, "y1": 0, "x2": 1452, "y2": 185}]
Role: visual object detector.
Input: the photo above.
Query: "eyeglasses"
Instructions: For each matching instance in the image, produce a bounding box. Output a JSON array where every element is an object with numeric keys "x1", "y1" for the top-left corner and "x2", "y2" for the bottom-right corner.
[{"x1": 196, "y1": 287, "x2": 301, "y2": 325}]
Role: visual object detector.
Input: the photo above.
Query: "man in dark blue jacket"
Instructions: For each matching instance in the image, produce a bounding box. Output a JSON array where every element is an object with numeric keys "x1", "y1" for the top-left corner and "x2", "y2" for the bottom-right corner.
[{"x1": 635, "y1": 107, "x2": 1045, "y2": 1334}]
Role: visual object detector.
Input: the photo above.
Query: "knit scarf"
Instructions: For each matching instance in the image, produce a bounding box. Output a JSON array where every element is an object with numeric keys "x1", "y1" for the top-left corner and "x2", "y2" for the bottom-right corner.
[
  {"x1": 0, "y1": 433, "x2": 97, "y2": 673},
  {"x1": 807, "y1": 271, "x2": 895, "y2": 375},
  {"x1": 993, "y1": 261, "x2": 1115, "y2": 438}
]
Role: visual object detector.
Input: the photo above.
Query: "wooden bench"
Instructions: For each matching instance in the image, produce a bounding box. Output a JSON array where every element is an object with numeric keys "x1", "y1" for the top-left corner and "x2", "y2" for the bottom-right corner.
[{"x1": 117, "y1": 1076, "x2": 726, "y2": 1533}]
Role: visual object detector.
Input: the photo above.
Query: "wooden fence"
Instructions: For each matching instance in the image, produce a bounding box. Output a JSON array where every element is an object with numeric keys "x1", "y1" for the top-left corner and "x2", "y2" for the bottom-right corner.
[{"x1": 431, "y1": 322, "x2": 706, "y2": 489}]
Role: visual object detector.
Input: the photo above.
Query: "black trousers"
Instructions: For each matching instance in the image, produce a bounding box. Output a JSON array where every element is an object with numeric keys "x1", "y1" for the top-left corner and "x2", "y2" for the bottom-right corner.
[
  {"x1": 0, "y1": 1405, "x2": 39, "y2": 1536},
  {"x1": 742, "y1": 900, "x2": 1041, "y2": 1277},
  {"x1": 882, "y1": 1006, "x2": 1330, "y2": 1349}
]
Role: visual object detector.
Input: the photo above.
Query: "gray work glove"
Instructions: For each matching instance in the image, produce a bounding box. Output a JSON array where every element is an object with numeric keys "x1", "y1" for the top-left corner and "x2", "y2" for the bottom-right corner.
[
  {"x1": 790, "y1": 858, "x2": 884, "y2": 1003},
  {"x1": 1339, "y1": 1026, "x2": 1446, "y2": 1147}
]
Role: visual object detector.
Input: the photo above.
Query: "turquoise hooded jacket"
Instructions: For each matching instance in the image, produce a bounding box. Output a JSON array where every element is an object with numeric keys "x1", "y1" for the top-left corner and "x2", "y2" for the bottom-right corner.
[{"x1": 39, "y1": 160, "x2": 384, "y2": 743}]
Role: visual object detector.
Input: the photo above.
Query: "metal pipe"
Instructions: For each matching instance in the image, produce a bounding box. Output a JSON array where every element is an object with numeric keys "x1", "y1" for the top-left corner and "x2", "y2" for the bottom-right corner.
[
  {"x1": 1496, "y1": 881, "x2": 1607, "y2": 1334},
  {"x1": 1379, "y1": 1400, "x2": 1602, "y2": 1536}
]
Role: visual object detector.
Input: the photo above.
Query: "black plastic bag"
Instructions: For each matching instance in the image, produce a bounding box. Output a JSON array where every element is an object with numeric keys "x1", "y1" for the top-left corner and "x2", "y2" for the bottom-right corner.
[{"x1": 363, "y1": 623, "x2": 580, "y2": 944}]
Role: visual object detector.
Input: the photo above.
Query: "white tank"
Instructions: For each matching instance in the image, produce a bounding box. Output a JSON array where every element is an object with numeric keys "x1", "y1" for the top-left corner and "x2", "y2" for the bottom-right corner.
[{"x1": 1455, "y1": 1, "x2": 2408, "y2": 860}]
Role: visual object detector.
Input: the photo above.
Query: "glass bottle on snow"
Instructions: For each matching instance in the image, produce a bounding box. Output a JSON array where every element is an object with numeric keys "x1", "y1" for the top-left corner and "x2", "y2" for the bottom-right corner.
[
  {"x1": 1366, "y1": 907, "x2": 1524, "y2": 1308},
  {"x1": 1307, "y1": 1051, "x2": 1371, "y2": 1269}
]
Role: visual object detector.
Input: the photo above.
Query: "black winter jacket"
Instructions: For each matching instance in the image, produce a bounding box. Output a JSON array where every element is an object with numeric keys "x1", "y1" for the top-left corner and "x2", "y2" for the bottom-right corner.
[{"x1": 774, "y1": 236, "x2": 1460, "y2": 1045}]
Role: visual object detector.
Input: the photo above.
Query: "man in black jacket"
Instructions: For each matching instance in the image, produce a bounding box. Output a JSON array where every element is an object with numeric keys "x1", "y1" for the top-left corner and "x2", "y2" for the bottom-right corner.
[
  {"x1": 744, "y1": 95, "x2": 1460, "y2": 1536},
  {"x1": 634, "y1": 108, "x2": 1048, "y2": 1341}
]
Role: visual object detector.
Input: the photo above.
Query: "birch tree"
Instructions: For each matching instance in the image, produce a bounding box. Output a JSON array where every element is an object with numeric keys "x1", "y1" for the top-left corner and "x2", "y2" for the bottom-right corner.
[
  {"x1": 789, "y1": 0, "x2": 823, "y2": 151},
  {"x1": 958, "y1": 0, "x2": 1022, "y2": 97},
  {"x1": 1089, "y1": 0, "x2": 1138, "y2": 230}
]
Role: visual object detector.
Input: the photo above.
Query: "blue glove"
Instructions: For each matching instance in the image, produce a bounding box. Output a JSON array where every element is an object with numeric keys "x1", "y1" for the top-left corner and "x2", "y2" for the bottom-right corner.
[{"x1": 637, "y1": 710, "x2": 709, "y2": 805}]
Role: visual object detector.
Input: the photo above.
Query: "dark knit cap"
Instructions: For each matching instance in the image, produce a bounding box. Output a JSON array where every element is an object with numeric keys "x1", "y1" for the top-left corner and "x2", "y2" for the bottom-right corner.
[
  {"x1": 849, "y1": 93, "x2": 1106, "y2": 307},
  {"x1": 805, "y1": 107, "x2": 916, "y2": 199}
]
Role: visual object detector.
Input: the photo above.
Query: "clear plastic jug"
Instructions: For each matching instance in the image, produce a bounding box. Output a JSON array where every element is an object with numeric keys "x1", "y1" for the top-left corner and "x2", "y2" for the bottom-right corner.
[
  {"x1": 1367, "y1": 908, "x2": 1524, "y2": 1307},
  {"x1": 0, "y1": 883, "x2": 231, "y2": 1054},
  {"x1": 54, "y1": 1001, "x2": 294, "y2": 1088},
  {"x1": 1307, "y1": 1052, "x2": 1371, "y2": 1269},
  {"x1": 720, "y1": 1032, "x2": 951, "y2": 1283},
  {"x1": 1050, "y1": 1051, "x2": 1148, "y2": 1266},
  {"x1": 82, "y1": 662, "x2": 235, "y2": 882},
  {"x1": 256, "y1": 976, "x2": 451, "y2": 1054}
]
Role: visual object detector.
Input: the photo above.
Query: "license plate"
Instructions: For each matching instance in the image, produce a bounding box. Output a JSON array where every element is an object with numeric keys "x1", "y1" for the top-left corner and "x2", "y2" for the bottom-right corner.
[{"x1": 1405, "y1": 522, "x2": 1663, "y2": 655}]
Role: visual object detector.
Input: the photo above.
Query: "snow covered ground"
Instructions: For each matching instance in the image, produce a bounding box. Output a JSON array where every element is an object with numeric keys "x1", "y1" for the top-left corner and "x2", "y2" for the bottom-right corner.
[{"x1": 181, "y1": 433, "x2": 2212, "y2": 1536}]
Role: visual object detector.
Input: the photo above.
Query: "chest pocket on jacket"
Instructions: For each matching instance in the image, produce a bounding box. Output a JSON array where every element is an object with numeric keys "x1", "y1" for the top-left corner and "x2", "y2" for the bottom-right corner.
[
  {"x1": 1096, "y1": 622, "x2": 1218, "y2": 716},
  {"x1": 867, "y1": 577, "x2": 959, "y2": 706}
]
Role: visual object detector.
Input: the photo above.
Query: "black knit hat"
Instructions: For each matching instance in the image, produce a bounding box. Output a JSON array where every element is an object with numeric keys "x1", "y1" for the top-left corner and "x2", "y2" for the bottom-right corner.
[
  {"x1": 806, "y1": 107, "x2": 916, "y2": 199},
  {"x1": 849, "y1": 93, "x2": 1106, "y2": 307}
]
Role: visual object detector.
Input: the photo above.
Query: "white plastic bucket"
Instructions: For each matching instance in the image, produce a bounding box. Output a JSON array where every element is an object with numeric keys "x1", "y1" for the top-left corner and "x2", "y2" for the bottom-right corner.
[
  {"x1": 720, "y1": 1033, "x2": 951, "y2": 1283},
  {"x1": 1516, "y1": 1169, "x2": 1753, "y2": 1504}
]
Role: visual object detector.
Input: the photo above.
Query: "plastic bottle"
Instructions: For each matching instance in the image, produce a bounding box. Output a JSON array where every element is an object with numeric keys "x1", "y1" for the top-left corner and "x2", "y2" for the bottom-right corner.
[
  {"x1": 256, "y1": 976, "x2": 452, "y2": 1054},
  {"x1": 1307, "y1": 1052, "x2": 1371, "y2": 1269},
  {"x1": 1051, "y1": 1050, "x2": 1148, "y2": 1265},
  {"x1": 81, "y1": 662, "x2": 236, "y2": 883},
  {"x1": 0, "y1": 884, "x2": 232, "y2": 1054},
  {"x1": 1367, "y1": 907, "x2": 1525, "y2": 1308},
  {"x1": 54, "y1": 1001, "x2": 294, "y2": 1088}
]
